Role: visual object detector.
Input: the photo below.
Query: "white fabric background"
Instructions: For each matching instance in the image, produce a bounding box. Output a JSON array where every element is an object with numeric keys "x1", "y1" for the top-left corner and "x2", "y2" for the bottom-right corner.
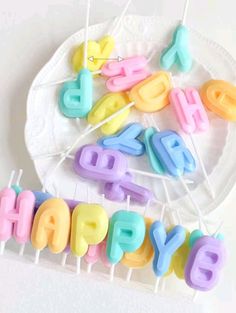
[{"x1": 0, "y1": 0, "x2": 235, "y2": 312}]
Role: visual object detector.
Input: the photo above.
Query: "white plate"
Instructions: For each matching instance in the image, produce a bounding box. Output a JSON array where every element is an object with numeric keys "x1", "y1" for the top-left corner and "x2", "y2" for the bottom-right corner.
[{"x1": 25, "y1": 15, "x2": 236, "y2": 225}]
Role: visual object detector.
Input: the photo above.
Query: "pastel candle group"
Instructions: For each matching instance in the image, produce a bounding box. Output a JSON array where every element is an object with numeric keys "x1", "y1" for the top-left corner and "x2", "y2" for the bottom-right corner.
[
  {"x1": 9, "y1": 0, "x2": 235, "y2": 297},
  {"x1": 74, "y1": 144, "x2": 153, "y2": 204},
  {"x1": 0, "y1": 186, "x2": 226, "y2": 292}
]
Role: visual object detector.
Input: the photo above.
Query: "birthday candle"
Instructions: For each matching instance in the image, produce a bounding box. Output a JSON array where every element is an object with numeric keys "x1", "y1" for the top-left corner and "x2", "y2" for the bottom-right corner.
[
  {"x1": 185, "y1": 235, "x2": 226, "y2": 291},
  {"x1": 149, "y1": 128, "x2": 213, "y2": 234},
  {"x1": 102, "y1": 56, "x2": 150, "y2": 92},
  {"x1": 170, "y1": 87, "x2": 214, "y2": 199},
  {"x1": 122, "y1": 215, "x2": 154, "y2": 282},
  {"x1": 201, "y1": 79, "x2": 236, "y2": 121},
  {"x1": 103, "y1": 172, "x2": 153, "y2": 205},
  {"x1": 150, "y1": 221, "x2": 186, "y2": 293},
  {"x1": 70, "y1": 203, "x2": 109, "y2": 274},
  {"x1": 98, "y1": 123, "x2": 145, "y2": 156},
  {"x1": 59, "y1": 0, "x2": 93, "y2": 119},
  {"x1": 87, "y1": 92, "x2": 131, "y2": 135},
  {"x1": 160, "y1": 0, "x2": 192, "y2": 72},
  {"x1": 31, "y1": 198, "x2": 71, "y2": 264},
  {"x1": 106, "y1": 208, "x2": 145, "y2": 281},
  {"x1": 143, "y1": 115, "x2": 176, "y2": 225},
  {"x1": 0, "y1": 170, "x2": 35, "y2": 256}
]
